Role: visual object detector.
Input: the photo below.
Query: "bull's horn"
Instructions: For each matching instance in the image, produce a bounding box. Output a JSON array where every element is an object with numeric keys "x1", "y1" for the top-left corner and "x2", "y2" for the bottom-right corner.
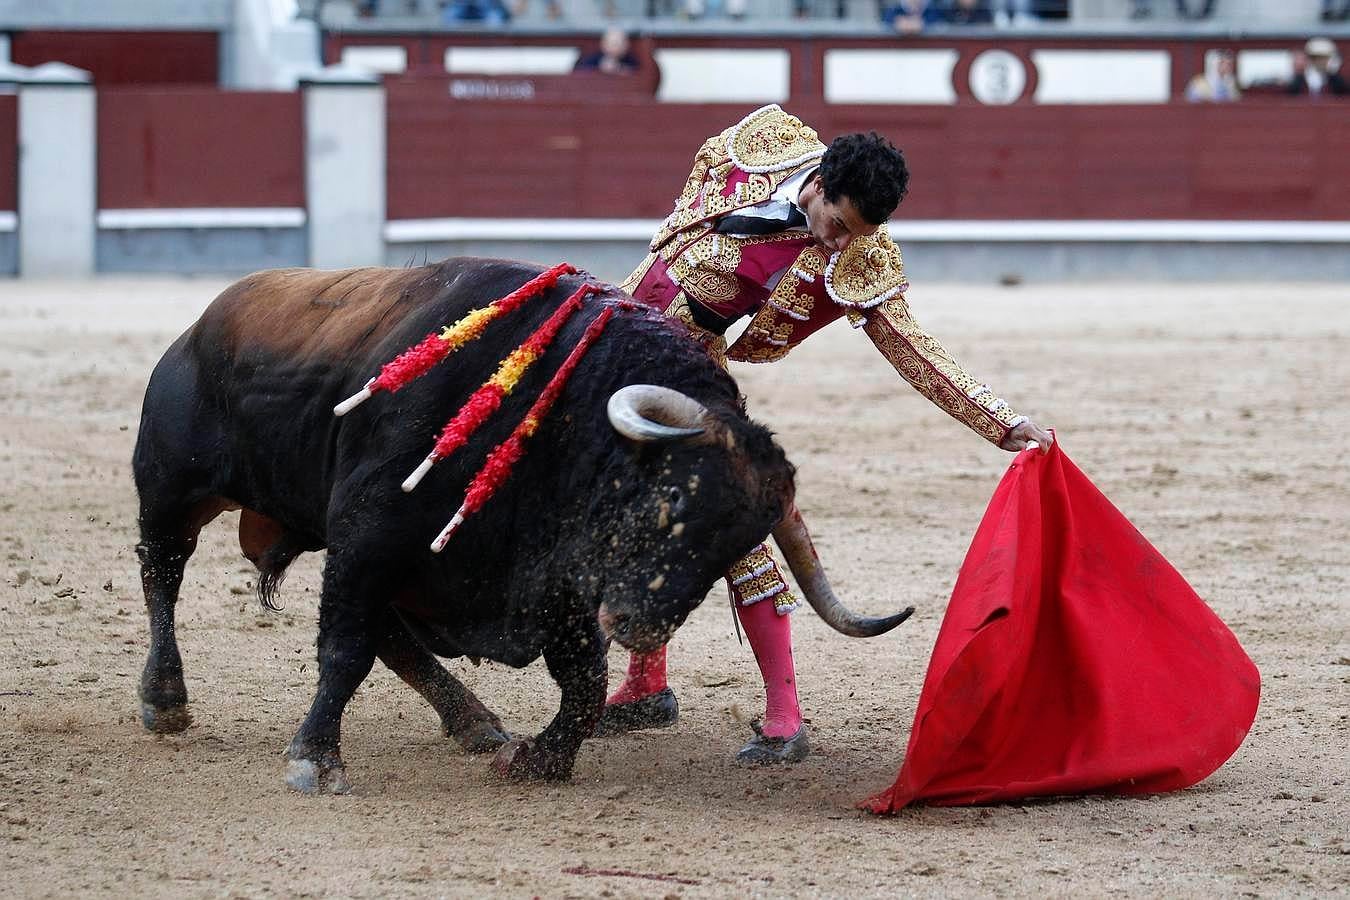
[
  {"x1": 772, "y1": 505, "x2": 914, "y2": 638},
  {"x1": 607, "y1": 384, "x2": 708, "y2": 442}
]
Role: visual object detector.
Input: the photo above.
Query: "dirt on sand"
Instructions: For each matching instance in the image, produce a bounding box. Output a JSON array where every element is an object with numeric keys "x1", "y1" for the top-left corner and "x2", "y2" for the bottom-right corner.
[{"x1": 0, "y1": 276, "x2": 1346, "y2": 897}]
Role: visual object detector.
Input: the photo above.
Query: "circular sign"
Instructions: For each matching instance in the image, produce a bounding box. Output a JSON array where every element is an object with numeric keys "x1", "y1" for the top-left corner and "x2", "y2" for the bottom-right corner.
[{"x1": 969, "y1": 49, "x2": 1027, "y2": 106}]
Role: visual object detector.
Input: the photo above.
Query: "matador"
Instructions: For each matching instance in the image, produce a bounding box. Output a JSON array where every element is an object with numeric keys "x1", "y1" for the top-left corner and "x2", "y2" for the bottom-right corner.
[{"x1": 596, "y1": 104, "x2": 1053, "y2": 763}]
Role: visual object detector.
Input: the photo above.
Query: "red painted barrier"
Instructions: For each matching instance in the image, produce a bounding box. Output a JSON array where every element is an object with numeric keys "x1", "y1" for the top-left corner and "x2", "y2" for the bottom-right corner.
[
  {"x1": 0, "y1": 95, "x2": 15, "y2": 213},
  {"x1": 384, "y1": 86, "x2": 1349, "y2": 222},
  {"x1": 385, "y1": 78, "x2": 693, "y2": 220},
  {"x1": 12, "y1": 31, "x2": 219, "y2": 85},
  {"x1": 98, "y1": 89, "x2": 304, "y2": 210}
]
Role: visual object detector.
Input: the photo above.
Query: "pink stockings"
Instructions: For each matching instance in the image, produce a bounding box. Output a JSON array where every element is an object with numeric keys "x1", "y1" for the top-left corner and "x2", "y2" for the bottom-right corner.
[
  {"x1": 734, "y1": 593, "x2": 802, "y2": 739},
  {"x1": 605, "y1": 644, "x2": 669, "y2": 706},
  {"x1": 606, "y1": 599, "x2": 803, "y2": 740}
]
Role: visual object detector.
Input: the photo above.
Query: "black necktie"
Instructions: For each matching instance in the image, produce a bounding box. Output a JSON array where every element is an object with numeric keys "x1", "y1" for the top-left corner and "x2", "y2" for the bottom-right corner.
[{"x1": 716, "y1": 203, "x2": 807, "y2": 236}]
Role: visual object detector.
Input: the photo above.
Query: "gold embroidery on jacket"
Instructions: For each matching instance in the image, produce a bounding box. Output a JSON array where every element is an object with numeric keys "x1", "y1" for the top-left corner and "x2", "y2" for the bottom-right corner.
[
  {"x1": 825, "y1": 227, "x2": 909, "y2": 311},
  {"x1": 727, "y1": 105, "x2": 826, "y2": 174},
  {"x1": 862, "y1": 294, "x2": 1021, "y2": 445},
  {"x1": 664, "y1": 231, "x2": 743, "y2": 307},
  {"x1": 621, "y1": 252, "x2": 657, "y2": 295},
  {"x1": 652, "y1": 106, "x2": 825, "y2": 253},
  {"x1": 727, "y1": 246, "x2": 828, "y2": 364}
]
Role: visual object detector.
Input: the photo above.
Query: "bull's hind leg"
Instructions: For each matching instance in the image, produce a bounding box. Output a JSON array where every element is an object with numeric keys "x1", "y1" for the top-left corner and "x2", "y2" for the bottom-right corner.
[
  {"x1": 136, "y1": 497, "x2": 232, "y2": 733},
  {"x1": 375, "y1": 614, "x2": 510, "y2": 754}
]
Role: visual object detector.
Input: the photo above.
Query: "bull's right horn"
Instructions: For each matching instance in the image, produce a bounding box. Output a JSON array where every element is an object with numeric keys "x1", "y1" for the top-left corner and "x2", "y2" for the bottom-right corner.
[
  {"x1": 773, "y1": 505, "x2": 914, "y2": 638},
  {"x1": 607, "y1": 384, "x2": 708, "y2": 443}
]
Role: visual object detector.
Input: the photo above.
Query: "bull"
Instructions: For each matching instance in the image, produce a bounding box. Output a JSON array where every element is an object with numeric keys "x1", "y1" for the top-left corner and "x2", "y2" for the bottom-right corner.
[{"x1": 132, "y1": 258, "x2": 908, "y2": 794}]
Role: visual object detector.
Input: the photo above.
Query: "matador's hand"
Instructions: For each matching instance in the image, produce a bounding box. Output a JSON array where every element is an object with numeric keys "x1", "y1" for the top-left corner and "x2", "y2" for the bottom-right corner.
[{"x1": 1001, "y1": 420, "x2": 1054, "y2": 453}]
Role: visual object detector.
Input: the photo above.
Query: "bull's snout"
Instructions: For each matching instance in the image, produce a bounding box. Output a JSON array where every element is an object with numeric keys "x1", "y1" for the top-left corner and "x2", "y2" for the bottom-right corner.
[{"x1": 597, "y1": 601, "x2": 673, "y2": 653}]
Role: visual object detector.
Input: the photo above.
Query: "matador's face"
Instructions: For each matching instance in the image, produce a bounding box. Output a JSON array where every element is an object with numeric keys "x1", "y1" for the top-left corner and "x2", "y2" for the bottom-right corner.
[{"x1": 797, "y1": 174, "x2": 880, "y2": 255}]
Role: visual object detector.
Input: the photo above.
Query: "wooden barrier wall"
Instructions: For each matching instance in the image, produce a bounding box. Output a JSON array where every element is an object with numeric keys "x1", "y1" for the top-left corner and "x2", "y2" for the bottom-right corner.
[
  {"x1": 384, "y1": 87, "x2": 1350, "y2": 222},
  {"x1": 0, "y1": 95, "x2": 15, "y2": 213},
  {"x1": 97, "y1": 89, "x2": 304, "y2": 210},
  {"x1": 50, "y1": 81, "x2": 1346, "y2": 222},
  {"x1": 11, "y1": 31, "x2": 219, "y2": 85}
]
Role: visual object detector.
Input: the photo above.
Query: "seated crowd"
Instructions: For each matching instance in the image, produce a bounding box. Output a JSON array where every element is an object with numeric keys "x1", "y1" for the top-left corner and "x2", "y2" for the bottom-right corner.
[
  {"x1": 347, "y1": 0, "x2": 1347, "y2": 26},
  {"x1": 354, "y1": 0, "x2": 1068, "y2": 23},
  {"x1": 1187, "y1": 38, "x2": 1346, "y2": 102}
]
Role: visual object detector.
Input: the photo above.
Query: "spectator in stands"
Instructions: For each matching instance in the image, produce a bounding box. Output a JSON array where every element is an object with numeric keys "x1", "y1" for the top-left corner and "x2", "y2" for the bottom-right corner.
[
  {"x1": 880, "y1": 0, "x2": 944, "y2": 34},
  {"x1": 1287, "y1": 37, "x2": 1347, "y2": 97},
  {"x1": 510, "y1": 0, "x2": 562, "y2": 18},
  {"x1": 573, "y1": 27, "x2": 641, "y2": 75},
  {"x1": 684, "y1": 0, "x2": 749, "y2": 19},
  {"x1": 943, "y1": 0, "x2": 994, "y2": 25},
  {"x1": 1131, "y1": 0, "x2": 1215, "y2": 18},
  {"x1": 441, "y1": 0, "x2": 513, "y2": 23},
  {"x1": 1186, "y1": 49, "x2": 1241, "y2": 103},
  {"x1": 991, "y1": 0, "x2": 1039, "y2": 27}
]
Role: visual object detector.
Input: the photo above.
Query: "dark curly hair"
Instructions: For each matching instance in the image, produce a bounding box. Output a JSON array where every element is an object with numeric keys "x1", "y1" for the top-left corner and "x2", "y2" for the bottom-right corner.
[{"x1": 817, "y1": 132, "x2": 909, "y2": 226}]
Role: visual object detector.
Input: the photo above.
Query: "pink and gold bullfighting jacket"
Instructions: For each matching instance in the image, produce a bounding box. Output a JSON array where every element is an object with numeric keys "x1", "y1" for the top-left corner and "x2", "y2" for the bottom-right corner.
[{"x1": 622, "y1": 103, "x2": 1026, "y2": 447}]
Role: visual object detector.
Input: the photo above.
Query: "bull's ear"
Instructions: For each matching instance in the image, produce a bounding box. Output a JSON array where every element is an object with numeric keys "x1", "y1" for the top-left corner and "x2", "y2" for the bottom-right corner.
[{"x1": 692, "y1": 421, "x2": 736, "y2": 451}]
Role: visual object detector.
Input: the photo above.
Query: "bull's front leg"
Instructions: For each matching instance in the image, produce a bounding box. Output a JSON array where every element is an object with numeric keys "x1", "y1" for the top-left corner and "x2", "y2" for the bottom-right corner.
[
  {"x1": 285, "y1": 553, "x2": 379, "y2": 795},
  {"x1": 492, "y1": 619, "x2": 607, "y2": 781}
]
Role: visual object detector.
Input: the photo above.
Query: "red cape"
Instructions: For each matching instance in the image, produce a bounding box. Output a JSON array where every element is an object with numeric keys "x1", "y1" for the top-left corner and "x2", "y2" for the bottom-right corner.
[{"x1": 864, "y1": 444, "x2": 1260, "y2": 813}]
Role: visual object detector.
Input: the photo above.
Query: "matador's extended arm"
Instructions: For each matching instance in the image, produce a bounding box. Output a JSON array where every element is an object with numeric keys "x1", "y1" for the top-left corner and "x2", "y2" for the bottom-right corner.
[{"x1": 861, "y1": 294, "x2": 1026, "y2": 446}]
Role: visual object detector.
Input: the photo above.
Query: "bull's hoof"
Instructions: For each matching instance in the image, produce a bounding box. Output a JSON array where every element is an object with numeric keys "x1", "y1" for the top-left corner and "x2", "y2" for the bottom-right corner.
[
  {"x1": 491, "y1": 739, "x2": 531, "y2": 778},
  {"x1": 285, "y1": 758, "x2": 352, "y2": 795},
  {"x1": 140, "y1": 701, "x2": 192, "y2": 734},
  {"x1": 448, "y1": 718, "x2": 511, "y2": 754},
  {"x1": 490, "y1": 739, "x2": 571, "y2": 781}
]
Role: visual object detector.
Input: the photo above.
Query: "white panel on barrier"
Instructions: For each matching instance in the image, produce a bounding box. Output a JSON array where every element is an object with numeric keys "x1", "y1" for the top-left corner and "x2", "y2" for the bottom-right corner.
[
  {"x1": 385, "y1": 218, "x2": 660, "y2": 242},
  {"x1": 1032, "y1": 50, "x2": 1170, "y2": 104},
  {"x1": 654, "y1": 49, "x2": 789, "y2": 104},
  {"x1": 98, "y1": 208, "x2": 307, "y2": 229},
  {"x1": 444, "y1": 46, "x2": 579, "y2": 75},
  {"x1": 306, "y1": 84, "x2": 385, "y2": 268},
  {"x1": 19, "y1": 83, "x2": 96, "y2": 276},
  {"x1": 824, "y1": 49, "x2": 958, "y2": 105},
  {"x1": 341, "y1": 46, "x2": 408, "y2": 75},
  {"x1": 1237, "y1": 50, "x2": 1295, "y2": 88}
]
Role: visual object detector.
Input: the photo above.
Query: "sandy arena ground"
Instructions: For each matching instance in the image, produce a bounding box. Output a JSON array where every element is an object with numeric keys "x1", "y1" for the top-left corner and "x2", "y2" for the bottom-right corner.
[{"x1": 0, "y1": 274, "x2": 1346, "y2": 898}]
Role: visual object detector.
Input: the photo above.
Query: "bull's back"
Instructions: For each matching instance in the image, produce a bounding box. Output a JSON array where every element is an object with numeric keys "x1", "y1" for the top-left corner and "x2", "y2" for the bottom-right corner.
[
  {"x1": 199, "y1": 265, "x2": 433, "y2": 368},
  {"x1": 137, "y1": 264, "x2": 448, "y2": 535}
]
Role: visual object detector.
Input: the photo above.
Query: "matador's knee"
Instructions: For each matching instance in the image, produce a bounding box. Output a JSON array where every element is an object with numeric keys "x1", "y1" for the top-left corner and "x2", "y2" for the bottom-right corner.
[{"x1": 726, "y1": 542, "x2": 800, "y2": 616}]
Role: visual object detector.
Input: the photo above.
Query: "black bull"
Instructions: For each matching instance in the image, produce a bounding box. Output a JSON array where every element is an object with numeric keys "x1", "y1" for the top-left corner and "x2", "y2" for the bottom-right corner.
[{"x1": 132, "y1": 258, "x2": 910, "y2": 793}]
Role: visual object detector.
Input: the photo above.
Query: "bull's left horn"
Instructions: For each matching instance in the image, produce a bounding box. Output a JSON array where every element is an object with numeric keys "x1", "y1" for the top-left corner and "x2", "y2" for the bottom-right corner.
[
  {"x1": 607, "y1": 384, "x2": 708, "y2": 443},
  {"x1": 772, "y1": 505, "x2": 914, "y2": 638}
]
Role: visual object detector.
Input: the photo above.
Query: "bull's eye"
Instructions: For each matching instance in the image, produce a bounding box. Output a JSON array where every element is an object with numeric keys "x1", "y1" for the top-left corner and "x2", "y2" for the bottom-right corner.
[{"x1": 666, "y1": 486, "x2": 684, "y2": 512}]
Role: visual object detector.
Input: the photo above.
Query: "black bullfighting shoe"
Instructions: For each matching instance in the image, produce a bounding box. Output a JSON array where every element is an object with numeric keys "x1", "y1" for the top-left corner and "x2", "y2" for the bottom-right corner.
[
  {"x1": 735, "y1": 721, "x2": 811, "y2": 765},
  {"x1": 592, "y1": 688, "x2": 679, "y2": 737}
]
